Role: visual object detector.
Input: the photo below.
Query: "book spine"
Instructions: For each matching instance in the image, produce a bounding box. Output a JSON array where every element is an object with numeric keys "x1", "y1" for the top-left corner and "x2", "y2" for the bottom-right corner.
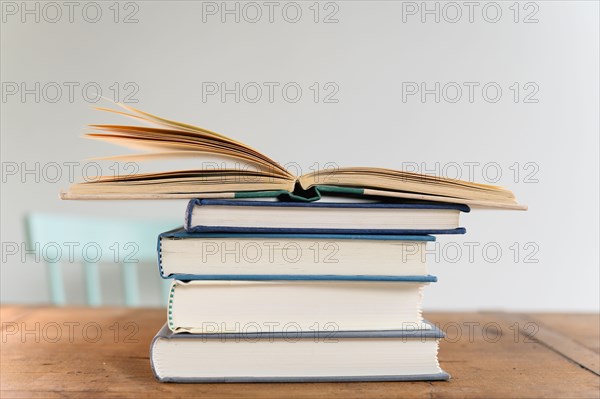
[{"x1": 183, "y1": 199, "x2": 199, "y2": 232}]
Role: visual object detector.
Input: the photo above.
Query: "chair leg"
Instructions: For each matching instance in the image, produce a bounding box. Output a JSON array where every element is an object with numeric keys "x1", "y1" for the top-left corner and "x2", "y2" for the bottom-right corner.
[
  {"x1": 121, "y1": 262, "x2": 139, "y2": 307},
  {"x1": 83, "y1": 262, "x2": 102, "y2": 306},
  {"x1": 48, "y1": 262, "x2": 66, "y2": 306}
]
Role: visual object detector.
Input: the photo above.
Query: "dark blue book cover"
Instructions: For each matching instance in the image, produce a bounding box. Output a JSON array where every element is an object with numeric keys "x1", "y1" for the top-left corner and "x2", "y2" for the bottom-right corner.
[{"x1": 184, "y1": 199, "x2": 469, "y2": 235}]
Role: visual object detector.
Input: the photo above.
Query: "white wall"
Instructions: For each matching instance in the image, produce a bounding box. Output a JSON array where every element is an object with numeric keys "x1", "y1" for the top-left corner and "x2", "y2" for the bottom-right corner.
[{"x1": 1, "y1": 1, "x2": 598, "y2": 311}]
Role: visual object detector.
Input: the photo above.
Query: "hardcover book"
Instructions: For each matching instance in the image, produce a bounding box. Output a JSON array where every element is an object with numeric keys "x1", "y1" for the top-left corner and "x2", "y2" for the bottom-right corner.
[
  {"x1": 158, "y1": 228, "x2": 436, "y2": 280},
  {"x1": 184, "y1": 199, "x2": 469, "y2": 234},
  {"x1": 167, "y1": 279, "x2": 435, "y2": 334},
  {"x1": 150, "y1": 322, "x2": 449, "y2": 383}
]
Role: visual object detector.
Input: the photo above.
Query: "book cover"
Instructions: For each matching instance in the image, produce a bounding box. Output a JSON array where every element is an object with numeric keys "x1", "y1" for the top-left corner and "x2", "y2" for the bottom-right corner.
[
  {"x1": 150, "y1": 322, "x2": 451, "y2": 383},
  {"x1": 184, "y1": 198, "x2": 470, "y2": 234},
  {"x1": 157, "y1": 227, "x2": 437, "y2": 280}
]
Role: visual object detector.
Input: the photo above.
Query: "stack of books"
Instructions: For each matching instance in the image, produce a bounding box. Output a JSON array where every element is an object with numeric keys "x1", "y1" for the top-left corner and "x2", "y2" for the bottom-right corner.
[
  {"x1": 61, "y1": 104, "x2": 524, "y2": 382},
  {"x1": 149, "y1": 200, "x2": 471, "y2": 382}
]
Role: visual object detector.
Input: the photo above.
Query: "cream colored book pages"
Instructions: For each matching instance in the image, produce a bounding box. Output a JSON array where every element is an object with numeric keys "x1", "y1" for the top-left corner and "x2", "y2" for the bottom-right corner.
[
  {"x1": 60, "y1": 103, "x2": 527, "y2": 210},
  {"x1": 167, "y1": 280, "x2": 428, "y2": 334},
  {"x1": 160, "y1": 238, "x2": 428, "y2": 277}
]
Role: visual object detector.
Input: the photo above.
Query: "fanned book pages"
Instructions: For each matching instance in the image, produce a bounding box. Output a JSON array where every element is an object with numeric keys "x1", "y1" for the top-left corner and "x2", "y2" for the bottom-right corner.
[{"x1": 61, "y1": 103, "x2": 526, "y2": 210}]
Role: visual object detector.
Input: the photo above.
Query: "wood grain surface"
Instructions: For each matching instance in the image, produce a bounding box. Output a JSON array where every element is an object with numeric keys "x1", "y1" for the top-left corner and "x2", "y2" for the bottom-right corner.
[{"x1": 1, "y1": 306, "x2": 598, "y2": 398}]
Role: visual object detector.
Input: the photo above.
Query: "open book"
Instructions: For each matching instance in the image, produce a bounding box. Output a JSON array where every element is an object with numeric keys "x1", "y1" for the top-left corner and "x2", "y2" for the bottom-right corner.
[{"x1": 61, "y1": 104, "x2": 526, "y2": 210}]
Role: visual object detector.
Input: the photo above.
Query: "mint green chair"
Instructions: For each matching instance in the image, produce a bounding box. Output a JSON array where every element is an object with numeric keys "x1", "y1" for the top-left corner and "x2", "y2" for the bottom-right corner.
[{"x1": 25, "y1": 213, "x2": 177, "y2": 307}]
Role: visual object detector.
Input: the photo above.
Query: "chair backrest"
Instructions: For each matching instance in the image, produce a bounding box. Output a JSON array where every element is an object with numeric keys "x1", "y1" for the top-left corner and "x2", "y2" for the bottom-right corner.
[{"x1": 25, "y1": 213, "x2": 177, "y2": 307}]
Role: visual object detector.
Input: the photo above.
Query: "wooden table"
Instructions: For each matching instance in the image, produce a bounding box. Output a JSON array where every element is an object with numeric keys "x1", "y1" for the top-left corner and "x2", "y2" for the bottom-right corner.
[{"x1": 1, "y1": 307, "x2": 598, "y2": 398}]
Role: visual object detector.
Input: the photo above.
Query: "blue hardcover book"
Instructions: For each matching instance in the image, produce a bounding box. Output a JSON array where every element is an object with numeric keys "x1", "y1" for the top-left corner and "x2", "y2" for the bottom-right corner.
[
  {"x1": 184, "y1": 199, "x2": 469, "y2": 235},
  {"x1": 150, "y1": 322, "x2": 450, "y2": 383},
  {"x1": 158, "y1": 228, "x2": 437, "y2": 280}
]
